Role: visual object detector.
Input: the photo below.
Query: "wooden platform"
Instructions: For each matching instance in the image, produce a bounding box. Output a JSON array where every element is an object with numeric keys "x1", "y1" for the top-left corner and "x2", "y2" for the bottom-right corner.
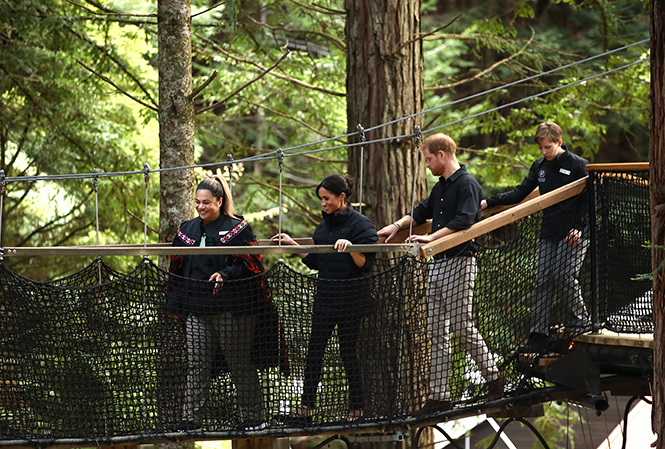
[{"x1": 574, "y1": 330, "x2": 653, "y2": 349}]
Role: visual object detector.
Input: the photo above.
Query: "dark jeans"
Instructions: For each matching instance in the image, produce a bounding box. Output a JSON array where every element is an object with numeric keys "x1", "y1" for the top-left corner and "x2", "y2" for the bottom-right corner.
[{"x1": 302, "y1": 312, "x2": 364, "y2": 410}]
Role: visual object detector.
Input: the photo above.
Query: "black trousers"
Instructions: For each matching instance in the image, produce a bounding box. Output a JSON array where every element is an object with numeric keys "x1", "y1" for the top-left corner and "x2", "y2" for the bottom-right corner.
[{"x1": 302, "y1": 312, "x2": 364, "y2": 410}]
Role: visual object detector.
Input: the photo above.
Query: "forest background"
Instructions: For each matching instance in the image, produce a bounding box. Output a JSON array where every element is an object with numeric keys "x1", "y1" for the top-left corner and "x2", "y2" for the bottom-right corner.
[{"x1": 0, "y1": 0, "x2": 650, "y2": 280}]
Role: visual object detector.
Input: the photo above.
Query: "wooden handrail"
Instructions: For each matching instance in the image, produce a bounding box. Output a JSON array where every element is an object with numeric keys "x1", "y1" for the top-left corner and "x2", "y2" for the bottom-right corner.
[
  {"x1": 481, "y1": 188, "x2": 539, "y2": 216},
  {"x1": 419, "y1": 177, "x2": 588, "y2": 259},
  {"x1": 8, "y1": 164, "x2": 647, "y2": 260},
  {"x1": 1, "y1": 241, "x2": 411, "y2": 257},
  {"x1": 586, "y1": 162, "x2": 649, "y2": 171}
]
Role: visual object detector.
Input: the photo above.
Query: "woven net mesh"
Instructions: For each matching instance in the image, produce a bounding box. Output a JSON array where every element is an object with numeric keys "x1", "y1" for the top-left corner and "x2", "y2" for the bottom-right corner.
[{"x1": 0, "y1": 170, "x2": 653, "y2": 442}]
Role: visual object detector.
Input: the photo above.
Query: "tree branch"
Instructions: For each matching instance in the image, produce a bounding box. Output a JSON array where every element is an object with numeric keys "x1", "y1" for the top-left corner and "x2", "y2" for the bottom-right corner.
[
  {"x1": 52, "y1": 221, "x2": 96, "y2": 247},
  {"x1": 66, "y1": 16, "x2": 157, "y2": 25},
  {"x1": 0, "y1": 64, "x2": 128, "y2": 197},
  {"x1": 189, "y1": 70, "x2": 219, "y2": 100},
  {"x1": 246, "y1": 177, "x2": 320, "y2": 226},
  {"x1": 65, "y1": 0, "x2": 157, "y2": 17},
  {"x1": 286, "y1": 0, "x2": 345, "y2": 15},
  {"x1": 300, "y1": 154, "x2": 347, "y2": 163},
  {"x1": 240, "y1": 95, "x2": 341, "y2": 141},
  {"x1": 195, "y1": 34, "x2": 345, "y2": 97},
  {"x1": 125, "y1": 209, "x2": 159, "y2": 234},
  {"x1": 425, "y1": 28, "x2": 535, "y2": 91},
  {"x1": 192, "y1": 0, "x2": 231, "y2": 19},
  {"x1": 66, "y1": 25, "x2": 158, "y2": 107},
  {"x1": 17, "y1": 195, "x2": 90, "y2": 247},
  {"x1": 196, "y1": 51, "x2": 290, "y2": 115},
  {"x1": 76, "y1": 60, "x2": 159, "y2": 112},
  {"x1": 395, "y1": 13, "x2": 462, "y2": 54},
  {"x1": 241, "y1": 11, "x2": 345, "y2": 50}
]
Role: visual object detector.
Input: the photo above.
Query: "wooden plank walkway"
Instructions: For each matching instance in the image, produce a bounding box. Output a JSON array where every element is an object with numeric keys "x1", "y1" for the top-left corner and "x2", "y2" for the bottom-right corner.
[{"x1": 575, "y1": 331, "x2": 653, "y2": 349}]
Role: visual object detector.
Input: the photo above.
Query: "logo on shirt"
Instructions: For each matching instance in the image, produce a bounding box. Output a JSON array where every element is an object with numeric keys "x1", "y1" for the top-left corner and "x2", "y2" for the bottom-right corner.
[
  {"x1": 559, "y1": 168, "x2": 571, "y2": 175},
  {"x1": 538, "y1": 169, "x2": 546, "y2": 182}
]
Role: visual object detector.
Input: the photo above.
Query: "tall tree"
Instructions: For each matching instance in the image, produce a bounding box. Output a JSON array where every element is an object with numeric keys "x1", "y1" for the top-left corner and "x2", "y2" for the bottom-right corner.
[
  {"x1": 346, "y1": 0, "x2": 427, "y2": 228},
  {"x1": 650, "y1": 0, "x2": 665, "y2": 443},
  {"x1": 158, "y1": 0, "x2": 196, "y2": 246},
  {"x1": 345, "y1": 3, "x2": 432, "y2": 449}
]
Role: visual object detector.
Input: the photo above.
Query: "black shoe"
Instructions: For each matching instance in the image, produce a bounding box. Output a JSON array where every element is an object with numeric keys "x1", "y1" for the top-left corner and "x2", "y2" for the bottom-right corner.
[
  {"x1": 519, "y1": 332, "x2": 553, "y2": 353},
  {"x1": 564, "y1": 321, "x2": 592, "y2": 334},
  {"x1": 278, "y1": 414, "x2": 312, "y2": 426},
  {"x1": 413, "y1": 399, "x2": 453, "y2": 416},
  {"x1": 487, "y1": 372, "x2": 506, "y2": 401},
  {"x1": 176, "y1": 420, "x2": 202, "y2": 432},
  {"x1": 238, "y1": 420, "x2": 268, "y2": 431}
]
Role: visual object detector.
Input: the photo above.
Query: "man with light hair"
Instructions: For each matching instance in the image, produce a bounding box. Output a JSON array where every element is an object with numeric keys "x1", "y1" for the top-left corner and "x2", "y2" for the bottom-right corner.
[
  {"x1": 379, "y1": 133, "x2": 504, "y2": 414},
  {"x1": 482, "y1": 121, "x2": 591, "y2": 352}
]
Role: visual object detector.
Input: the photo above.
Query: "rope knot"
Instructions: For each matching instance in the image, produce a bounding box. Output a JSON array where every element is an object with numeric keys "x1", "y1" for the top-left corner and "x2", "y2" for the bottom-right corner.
[
  {"x1": 142, "y1": 163, "x2": 150, "y2": 184},
  {"x1": 226, "y1": 154, "x2": 234, "y2": 193},
  {"x1": 92, "y1": 168, "x2": 99, "y2": 193},
  {"x1": 276, "y1": 148, "x2": 284, "y2": 172},
  {"x1": 357, "y1": 124, "x2": 366, "y2": 142},
  {"x1": 414, "y1": 125, "x2": 423, "y2": 150}
]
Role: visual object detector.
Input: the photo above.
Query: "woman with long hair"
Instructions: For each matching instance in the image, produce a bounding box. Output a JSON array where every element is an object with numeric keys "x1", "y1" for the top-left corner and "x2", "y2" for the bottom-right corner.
[
  {"x1": 272, "y1": 174, "x2": 377, "y2": 423},
  {"x1": 168, "y1": 174, "x2": 285, "y2": 431}
]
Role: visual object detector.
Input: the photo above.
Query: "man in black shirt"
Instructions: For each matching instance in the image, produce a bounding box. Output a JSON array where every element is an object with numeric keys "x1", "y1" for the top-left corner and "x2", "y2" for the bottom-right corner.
[
  {"x1": 481, "y1": 122, "x2": 591, "y2": 352},
  {"x1": 379, "y1": 133, "x2": 504, "y2": 414}
]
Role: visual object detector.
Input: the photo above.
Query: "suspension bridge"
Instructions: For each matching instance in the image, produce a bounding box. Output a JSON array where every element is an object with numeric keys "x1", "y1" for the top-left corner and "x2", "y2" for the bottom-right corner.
[
  {"x1": 0, "y1": 36, "x2": 655, "y2": 448},
  {"x1": 0, "y1": 162, "x2": 653, "y2": 448}
]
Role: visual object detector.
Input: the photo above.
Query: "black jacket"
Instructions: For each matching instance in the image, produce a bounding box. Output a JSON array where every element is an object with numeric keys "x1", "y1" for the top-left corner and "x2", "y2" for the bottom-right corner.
[
  {"x1": 167, "y1": 213, "x2": 289, "y2": 373},
  {"x1": 302, "y1": 207, "x2": 378, "y2": 316},
  {"x1": 410, "y1": 165, "x2": 481, "y2": 256},
  {"x1": 167, "y1": 214, "x2": 265, "y2": 316},
  {"x1": 486, "y1": 147, "x2": 589, "y2": 240}
]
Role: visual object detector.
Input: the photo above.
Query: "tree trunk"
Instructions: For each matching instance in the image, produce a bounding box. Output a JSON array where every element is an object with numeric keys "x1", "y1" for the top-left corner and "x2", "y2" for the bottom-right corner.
[
  {"x1": 158, "y1": 0, "x2": 196, "y2": 248},
  {"x1": 345, "y1": 2, "x2": 432, "y2": 448},
  {"x1": 156, "y1": 0, "x2": 195, "y2": 445},
  {"x1": 345, "y1": 0, "x2": 428, "y2": 228},
  {"x1": 651, "y1": 0, "x2": 665, "y2": 445}
]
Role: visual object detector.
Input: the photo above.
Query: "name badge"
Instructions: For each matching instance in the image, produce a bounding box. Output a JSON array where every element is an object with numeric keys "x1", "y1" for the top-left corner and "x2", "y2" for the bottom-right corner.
[
  {"x1": 219, "y1": 230, "x2": 228, "y2": 235},
  {"x1": 559, "y1": 168, "x2": 571, "y2": 175}
]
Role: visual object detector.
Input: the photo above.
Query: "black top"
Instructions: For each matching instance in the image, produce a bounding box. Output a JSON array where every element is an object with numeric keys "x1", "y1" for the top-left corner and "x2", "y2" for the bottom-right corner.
[
  {"x1": 167, "y1": 213, "x2": 289, "y2": 373},
  {"x1": 409, "y1": 165, "x2": 481, "y2": 256},
  {"x1": 485, "y1": 147, "x2": 589, "y2": 240},
  {"x1": 302, "y1": 207, "x2": 378, "y2": 315},
  {"x1": 167, "y1": 213, "x2": 265, "y2": 316}
]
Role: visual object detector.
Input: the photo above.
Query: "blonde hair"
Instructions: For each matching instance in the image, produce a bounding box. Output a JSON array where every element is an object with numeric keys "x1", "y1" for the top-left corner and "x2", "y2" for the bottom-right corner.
[
  {"x1": 534, "y1": 122, "x2": 563, "y2": 144},
  {"x1": 197, "y1": 174, "x2": 237, "y2": 219},
  {"x1": 422, "y1": 133, "x2": 456, "y2": 156}
]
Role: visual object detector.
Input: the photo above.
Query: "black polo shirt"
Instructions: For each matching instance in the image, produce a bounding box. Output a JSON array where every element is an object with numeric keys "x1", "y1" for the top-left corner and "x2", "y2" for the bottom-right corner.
[
  {"x1": 485, "y1": 148, "x2": 589, "y2": 240},
  {"x1": 409, "y1": 165, "x2": 482, "y2": 256}
]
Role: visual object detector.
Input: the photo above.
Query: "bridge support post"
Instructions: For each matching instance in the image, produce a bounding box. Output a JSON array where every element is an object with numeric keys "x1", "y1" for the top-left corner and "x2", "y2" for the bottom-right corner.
[{"x1": 233, "y1": 437, "x2": 290, "y2": 449}]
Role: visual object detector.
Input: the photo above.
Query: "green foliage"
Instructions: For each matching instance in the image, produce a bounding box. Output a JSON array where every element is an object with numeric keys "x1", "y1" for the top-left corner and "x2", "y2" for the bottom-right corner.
[
  {"x1": 530, "y1": 401, "x2": 584, "y2": 449},
  {"x1": 477, "y1": 402, "x2": 584, "y2": 449},
  {"x1": 0, "y1": 0, "x2": 159, "y2": 279},
  {"x1": 1, "y1": 0, "x2": 651, "y2": 278},
  {"x1": 188, "y1": 0, "x2": 349, "y2": 258},
  {"x1": 420, "y1": 0, "x2": 649, "y2": 187},
  {"x1": 634, "y1": 243, "x2": 665, "y2": 281}
]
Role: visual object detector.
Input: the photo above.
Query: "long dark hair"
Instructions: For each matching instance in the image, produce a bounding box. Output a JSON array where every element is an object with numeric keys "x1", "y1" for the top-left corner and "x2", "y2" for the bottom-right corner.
[
  {"x1": 316, "y1": 174, "x2": 354, "y2": 205},
  {"x1": 196, "y1": 174, "x2": 237, "y2": 219}
]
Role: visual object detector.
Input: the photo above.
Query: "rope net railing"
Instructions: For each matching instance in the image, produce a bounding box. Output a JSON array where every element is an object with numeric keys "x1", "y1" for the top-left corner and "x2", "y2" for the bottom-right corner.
[
  {"x1": 0, "y1": 168, "x2": 652, "y2": 444},
  {"x1": 591, "y1": 169, "x2": 652, "y2": 333}
]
